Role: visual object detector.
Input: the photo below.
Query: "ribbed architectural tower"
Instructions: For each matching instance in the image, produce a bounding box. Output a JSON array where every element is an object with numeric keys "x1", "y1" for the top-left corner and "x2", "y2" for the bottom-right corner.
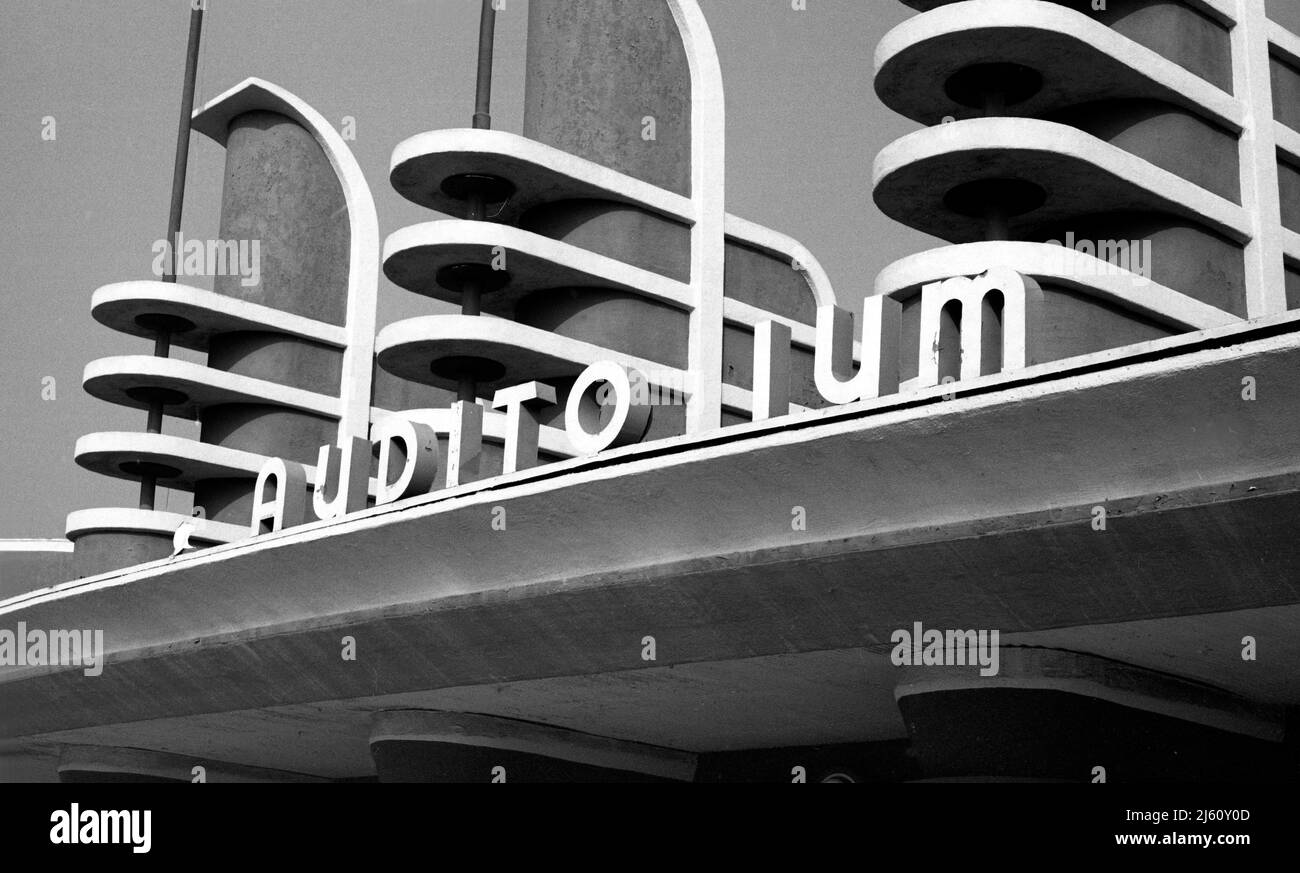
[
  {"x1": 873, "y1": 0, "x2": 1300, "y2": 390},
  {"x1": 871, "y1": 0, "x2": 1300, "y2": 781},
  {"x1": 66, "y1": 80, "x2": 382, "y2": 578},
  {"x1": 377, "y1": 0, "x2": 840, "y2": 489},
  {"x1": 10, "y1": 0, "x2": 1300, "y2": 785},
  {"x1": 369, "y1": 0, "x2": 848, "y2": 780}
]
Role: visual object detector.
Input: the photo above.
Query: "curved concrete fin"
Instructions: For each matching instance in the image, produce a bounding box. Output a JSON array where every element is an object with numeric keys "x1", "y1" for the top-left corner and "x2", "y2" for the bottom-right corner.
[{"x1": 193, "y1": 77, "x2": 378, "y2": 444}]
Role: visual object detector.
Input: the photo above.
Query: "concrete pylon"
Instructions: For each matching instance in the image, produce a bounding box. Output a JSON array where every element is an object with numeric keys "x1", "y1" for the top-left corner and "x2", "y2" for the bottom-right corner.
[
  {"x1": 193, "y1": 111, "x2": 349, "y2": 526},
  {"x1": 516, "y1": 0, "x2": 696, "y2": 438}
]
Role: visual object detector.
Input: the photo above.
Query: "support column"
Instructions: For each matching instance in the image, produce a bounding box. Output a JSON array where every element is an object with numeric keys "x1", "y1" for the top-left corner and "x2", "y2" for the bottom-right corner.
[{"x1": 895, "y1": 648, "x2": 1291, "y2": 782}]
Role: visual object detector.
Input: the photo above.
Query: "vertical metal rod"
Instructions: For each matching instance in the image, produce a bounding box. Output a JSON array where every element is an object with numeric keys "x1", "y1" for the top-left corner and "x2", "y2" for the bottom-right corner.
[
  {"x1": 457, "y1": 376, "x2": 477, "y2": 403},
  {"x1": 461, "y1": 281, "x2": 483, "y2": 319},
  {"x1": 164, "y1": 4, "x2": 205, "y2": 282},
  {"x1": 138, "y1": 475, "x2": 158, "y2": 511},
  {"x1": 142, "y1": 5, "x2": 203, "y2": 515},
  {"x1": 983, "y1": 204, "x2": 1009, "y2": 242},
  {"x1": 457, "y1": 0, "x2": 498, "y2": 403},
  {"x1": 146, "y1": 402, "x2": 165, "y2": 435},
  {"x1": 473, "y1": 0, "x2": 498, "y2": 130},
  {"x1": 145, "y1": 328, "x2": 170, "y2": 436},
  {"x1": 461, "y1": 191, "x2": 487, "y2": 319},
  {"x1": 982, "y1": 89, "x2": 1005, "y2": 118}
]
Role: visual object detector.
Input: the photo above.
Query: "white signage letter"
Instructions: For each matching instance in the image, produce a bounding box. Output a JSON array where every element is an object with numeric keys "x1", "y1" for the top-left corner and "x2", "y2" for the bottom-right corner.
[
  {"x1": 492, "y1": 382, "x2": 557, "y2": 474},
  {"x1": 313, "y1": 437, "x2": 370, "y2": 520},
  {"x1": 565, "y1": 362, "x2": 651, "y2": 456},
  {"x1": 814, "y1": 295, "x2": 901, "y2": 404},
  {"x1": 250, "y1": 457, "x2": 308, "y2": 535},
  {"x1": 370, "y1": 416, "x2": 439, "y2": 505}
]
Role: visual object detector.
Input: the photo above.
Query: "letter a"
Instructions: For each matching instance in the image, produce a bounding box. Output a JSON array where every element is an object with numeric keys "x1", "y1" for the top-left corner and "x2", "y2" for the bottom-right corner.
[{"x1": 250, "y1": 458, "x2": 308, "y2": 535}]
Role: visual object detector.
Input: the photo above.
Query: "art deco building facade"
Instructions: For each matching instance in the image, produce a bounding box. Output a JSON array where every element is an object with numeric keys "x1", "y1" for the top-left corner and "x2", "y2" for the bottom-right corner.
[{"x1": 2, "y1": 0, "x2": 1299, "y2": 782}]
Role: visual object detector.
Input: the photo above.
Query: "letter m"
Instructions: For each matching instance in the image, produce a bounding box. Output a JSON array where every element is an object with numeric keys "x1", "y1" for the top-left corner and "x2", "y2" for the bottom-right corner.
[
  {"x1": 51, "y1": 629, "x2": 82, "y2": 665},
  {"x1": 207, "y1": 238, "x2": 239, "y2": 277},
  {"x1": 1097, "y1": 239, "x2": 1130, "y2": 272},
  {"x1": 917, "y1": 267, "x2": 1045, "y2": 387},
  {"x1": 101, "y1": 810, "x2": 129, "y2": 843}
]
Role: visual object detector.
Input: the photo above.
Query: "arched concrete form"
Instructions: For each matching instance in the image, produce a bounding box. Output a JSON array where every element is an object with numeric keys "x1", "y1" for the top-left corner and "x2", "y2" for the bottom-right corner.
[
  {"x1": 380, "y1": 0, "x2": 838, "y2": 445},
  {"x1": 368, "y1": 710, "x2": 695, "y2": 783},
  {"x1": 524, "y1": 1, "x2": 692, "y2": 190},
  {"x1": 387, "y1": 0, "x2": 727, "y2": 429},
  {"x1": 876, "y1": 0, "x2": 1242, "y2": 128},
  {"x1": 192, "y1": 77, "x2": 378, "y2": 445},
  {"x1": 666, "y1": 0, "x2": 727, "y2": 433},
  {"x1": 723, "y1": 215, "x2": 837, "y2": 310},
  {"x1": 68, "y1": 79, "x2": 381, "y2": 574},
  {"x1": 56, "y1": 744, "x2": 325, "y2": 783},
  {"x1": 895, "y1": 648, "x2": 1290, "y2": 781},
  {"x1": 186, "y1": 80, "x2": 377, "y2": 529}
]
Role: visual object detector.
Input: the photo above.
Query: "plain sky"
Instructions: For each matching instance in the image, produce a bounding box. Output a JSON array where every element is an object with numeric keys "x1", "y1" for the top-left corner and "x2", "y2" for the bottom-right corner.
[{"x1": 0, "y1": 0, "x2": 1297, "y2": 538}]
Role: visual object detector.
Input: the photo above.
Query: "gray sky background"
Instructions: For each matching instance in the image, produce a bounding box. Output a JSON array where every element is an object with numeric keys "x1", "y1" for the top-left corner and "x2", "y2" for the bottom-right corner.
[{"x1": 1, "y1": 0, "x2": 1296, "y2": 538}]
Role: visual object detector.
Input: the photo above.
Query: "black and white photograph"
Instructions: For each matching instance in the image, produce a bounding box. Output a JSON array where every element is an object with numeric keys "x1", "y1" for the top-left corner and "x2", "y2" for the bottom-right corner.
[{"x1": 2, "y1": 0, "x2": 1298, "y2": 853}]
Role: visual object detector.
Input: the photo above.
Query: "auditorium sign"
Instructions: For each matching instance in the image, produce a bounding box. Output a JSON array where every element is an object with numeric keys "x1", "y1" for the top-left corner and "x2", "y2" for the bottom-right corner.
[{"x1": 248, "y1": 267, "x2": 1042, "y2": 536}]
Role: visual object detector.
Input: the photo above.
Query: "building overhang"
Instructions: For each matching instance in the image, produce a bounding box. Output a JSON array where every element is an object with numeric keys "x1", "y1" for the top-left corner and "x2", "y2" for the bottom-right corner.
[{"x1": 5, "y1": 313, "x2": 1300, "y2": 772}]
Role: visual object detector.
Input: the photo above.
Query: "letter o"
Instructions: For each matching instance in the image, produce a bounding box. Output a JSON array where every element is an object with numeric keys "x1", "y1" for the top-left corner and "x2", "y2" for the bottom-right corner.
[{"x1": 564, "y1": 362, "x2": 652, "y2": 456}]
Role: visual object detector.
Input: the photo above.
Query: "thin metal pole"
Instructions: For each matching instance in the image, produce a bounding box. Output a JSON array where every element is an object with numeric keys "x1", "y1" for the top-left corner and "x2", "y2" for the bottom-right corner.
[
  {"x1": 138, "y1": 474, "x2": 158, "y2": 511},
  {"x1": 141, "y1": 3, "x2": 204, "y2": 513},
  {"x1": 456, "y1": 0, "x2": 498, "y2": 405},
  {"x1": 472, "y1": 0, "x2": 497, "y2": 130},
  {"x1": 164, "y1": 4, "x2": 205, "y2": 282},
  {"x1": 461, "y1": 191, "x2": 486, "y2": 318}
]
